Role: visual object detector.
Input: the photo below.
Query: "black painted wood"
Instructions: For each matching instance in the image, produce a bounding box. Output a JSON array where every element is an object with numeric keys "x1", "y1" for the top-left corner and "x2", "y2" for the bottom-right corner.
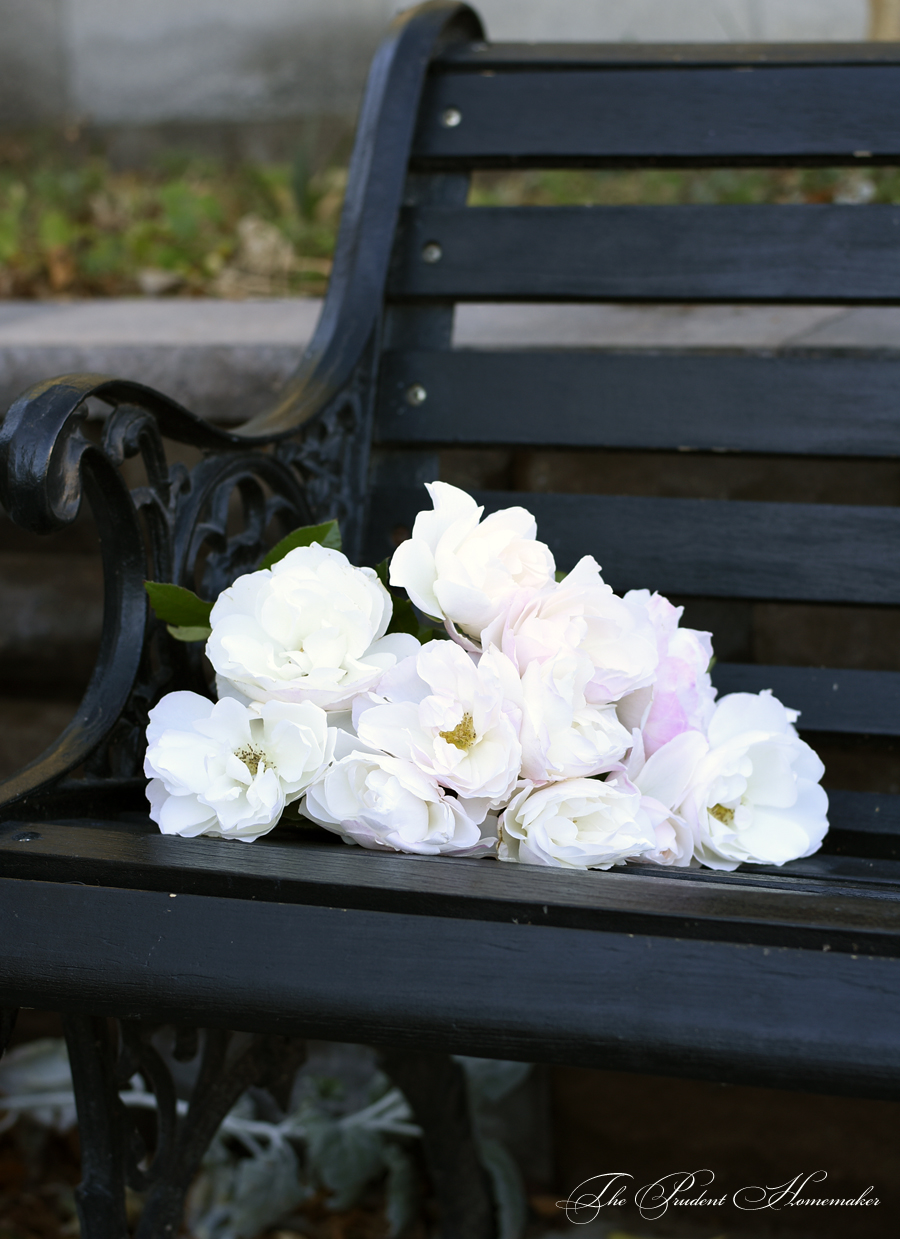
[
  {"x1": 439, "y1": 42, "x2": 900, "y2": 68},
  {"x1": 389, "y1": 205, "x2": 900, "y2": 303},
  {"x1": 63, "y1": 1015, "x2": 129, "y2": 1239},
  {"x1": 376, "y1": 351, "x2": 900, "y2": 456},
  {"x1": 2, "y1": 875, "x2": 900, "y2": 1099},
  {"x1": 367, "y1": 486, "x2": 900, "y2": 602},
  {"x1": 413, "y1": 65, "x2": 900, "y2": 166},
  {"x1": 711, "y1": 664, "x2": 900, "y2": 735},
  {"x1": 1, "y1": 818, "x2": 899, "y2": 951}
]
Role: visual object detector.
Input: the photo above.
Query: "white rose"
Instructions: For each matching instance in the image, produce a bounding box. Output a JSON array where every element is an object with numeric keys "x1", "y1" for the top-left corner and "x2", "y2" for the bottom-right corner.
[
  {"x1": 482, "y1": 555, "x2": 659, "y2": 704},
  {"x1": 389, "y1": 481, "x2": 556, "y2": 640},
  {"x1": 616, "y1": 590, "x2": 717, "y2": 755},
  {"x1": 207, "y1": 543, "x2": 419, "y2": 711},
  {"x1": 517, "y1": 648, "x2": 631, "y2": 783},
  {"x1": 607, "y1": 728, "x2": 706, "y2": 867},
  {"x1": 354, "y1": 639, "x2": 523, "y2": 808},
  {"x1": 303, "y1": 750, "x2": 495, "y2": 856},
  {"x1": 677, "y1": 691, "x2": 829, "y2": 871},
  {"x1": 498, "y1": 777, "x2": 657, "y2": 870},
  {"x1": 144, "y1": 690, "x2": 334, "y2": 841}
]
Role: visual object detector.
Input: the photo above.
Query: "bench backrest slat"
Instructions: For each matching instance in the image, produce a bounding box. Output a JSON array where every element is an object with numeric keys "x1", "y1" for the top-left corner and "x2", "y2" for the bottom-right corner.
[
  {"x1": 414, "y1": 64, "x2": 900, "y2": 164},
  {"x1": 712, "y1": 665, "x2": 900, "y2": 736},
  {"x1": 366, "y1": 487, "x2": 900, "y2": 605},
  {"x1": 389, "y1": 205, "x2": 900, "y2": 302},
  {"x1": 375, "y1": 351, "x2": 900, "y2": 455}
]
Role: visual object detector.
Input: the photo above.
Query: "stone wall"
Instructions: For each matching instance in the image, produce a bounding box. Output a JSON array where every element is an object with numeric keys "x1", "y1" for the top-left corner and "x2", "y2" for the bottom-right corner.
[{"x1": 0, "y1": 0, "x2": 872, "y2": 132}]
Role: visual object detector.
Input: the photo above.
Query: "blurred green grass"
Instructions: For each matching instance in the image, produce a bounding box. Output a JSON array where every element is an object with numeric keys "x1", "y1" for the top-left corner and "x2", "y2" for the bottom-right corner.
[
  {"x1": 0, "y1": 135, "x2": 342, "y2": 299},
  {"x1": 2, "y1": 134, "x2": 899, "y2": 300},
  {"x1": 468, "y1": 165, "x2": 900, "y2": 206}
]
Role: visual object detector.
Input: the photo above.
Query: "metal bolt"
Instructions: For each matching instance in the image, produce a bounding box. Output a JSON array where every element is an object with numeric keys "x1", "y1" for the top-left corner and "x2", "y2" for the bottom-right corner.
[
  {"x1": 440, "y1": 107, "x2": 462, "y2": 128},
  {"x1": 421, "y1": 241, "x2": 443, "y2": 264},
  {"x1": 405, "y1": 385, "x2": 427, "y2": 407},
  {"x1": 12, "y1": 830, "x2": 40, "y2": 842}
]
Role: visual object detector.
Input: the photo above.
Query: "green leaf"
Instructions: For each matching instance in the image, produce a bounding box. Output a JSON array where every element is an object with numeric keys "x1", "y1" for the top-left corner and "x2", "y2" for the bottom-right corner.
[
  {"x1": 373, "y1": 557, "x2": 390, "y2": 588},
  {"x1": 258, "y1": 520, "x2": 341, "y2": 571},
  {"x1": 166, "y1": 624, "x2": 212, "y2": 643},
  {"x1": 145, "y1": 581, "x2": 212, "y2": 627},
  {"x1": 554, "y1": 569, "x2": 568, "y2": 582},
  {"x1": 386, "y1": 594, "x2": 420, "y2": 638}
]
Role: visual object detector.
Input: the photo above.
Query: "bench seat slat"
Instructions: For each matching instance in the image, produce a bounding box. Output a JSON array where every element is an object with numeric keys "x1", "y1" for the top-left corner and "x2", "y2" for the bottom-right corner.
[
  {"x1": 414, "y1": 65, "x2": 900, "y2": 163},
  {"x1": 376, "y1": 351, "x2": 900, "y2": 456},
  {"x1": 5, "y1": 874, "x2": 900, "y2": 1096},
  {"x1": 367, "y1": 486, "x2": 900, "y2": 603},
  {"x1": 711, "y1": 665, "x2": 900, "y2": 735},
  {"x1": 0, "y1": 821, "x2": 898, "y2": 939},
  {"x1": 389, "y1": 205, "x2": 900, "y2": 302}
]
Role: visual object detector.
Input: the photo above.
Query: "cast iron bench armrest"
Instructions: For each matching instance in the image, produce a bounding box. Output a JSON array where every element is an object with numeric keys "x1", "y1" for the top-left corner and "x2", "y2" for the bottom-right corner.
[{"x1": 0, "y1": 1, "x2": 483, "y2": 818}]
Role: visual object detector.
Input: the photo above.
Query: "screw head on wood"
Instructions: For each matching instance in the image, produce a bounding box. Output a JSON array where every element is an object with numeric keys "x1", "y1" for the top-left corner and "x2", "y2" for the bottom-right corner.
[
  {"x1": 421, "y1": 241, "x2": 443, "y2": 264},
  {"x1": 440, "y1": 107, "x2": 462, "y2": 128},
  {"x1": 405, "y1": 385, "x2": 427, "y2": 407}
]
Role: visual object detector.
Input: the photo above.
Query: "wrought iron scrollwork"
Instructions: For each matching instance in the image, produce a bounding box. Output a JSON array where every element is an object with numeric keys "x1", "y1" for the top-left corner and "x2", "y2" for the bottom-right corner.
[
  {"x1": 0, "y1": 378, "x2": 318, "y2": 814},
  {"x1": 61, "y1": 1015, "x2": 307, "y2": 1239},
  {"x1": 276, "y1": 356, "x2": 374, "y2": 564}
]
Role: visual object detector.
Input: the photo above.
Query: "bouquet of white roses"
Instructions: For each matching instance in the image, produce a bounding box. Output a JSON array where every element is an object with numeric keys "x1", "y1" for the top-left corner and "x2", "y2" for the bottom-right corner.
[{"x1": 143, "y1": 482, "x2": 828, "y2": 872}]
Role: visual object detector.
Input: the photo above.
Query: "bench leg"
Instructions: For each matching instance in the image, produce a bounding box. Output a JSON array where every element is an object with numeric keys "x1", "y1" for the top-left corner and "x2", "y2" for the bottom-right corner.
[
  {"x1": 382, "y1": 1049, "x2": 496, "y2": 1239},
  {"x1": 135, "y1": 1029, "x2": 306, "y2": 1239},
  {"x1": 0, "y1": 1008, "x2": 17, "y2": 1057},
  {"x1": 62, "y1": 1017, "x2": 306, "y2": 1239},
  {"x1": 62, "y1": 1015, "x2": 129, "y2": 1239}
]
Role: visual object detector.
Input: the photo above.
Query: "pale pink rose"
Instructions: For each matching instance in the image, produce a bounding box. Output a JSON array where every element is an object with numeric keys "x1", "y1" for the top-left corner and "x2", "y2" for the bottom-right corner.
[
  {"x1": 353, "y1": 639, "x2": 523, "y2": 808},
  {"x1": 303, "y1": 749, "x2": 495, "y2": 856},
  {"x1": 388, "y1": 482, "x2": 555, "y2": 640},
  {"x1": 607, "y1": 728, "x2": 706, "y2": 866},
  {"x1": 516, "y1": 648, "x2": 631, "y2": 783},
  {"x1": 480, "y1": 556, "x2": 659, "y2": 706},
  {"x1": 617, "y1": 590, "x2": 716, "y2": 756}
]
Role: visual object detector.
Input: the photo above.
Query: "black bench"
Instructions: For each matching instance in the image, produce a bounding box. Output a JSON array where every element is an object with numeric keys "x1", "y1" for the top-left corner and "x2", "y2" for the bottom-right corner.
[{"x1": 4, "y1": 1, "x2": 900, "y2": 1234}]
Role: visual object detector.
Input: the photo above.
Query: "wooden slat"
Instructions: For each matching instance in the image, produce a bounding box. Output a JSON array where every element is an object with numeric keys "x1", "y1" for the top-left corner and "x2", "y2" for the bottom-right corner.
[
  {"x1": 6, "y1": 874, "x2": 900, "y2": 1095},
  {"x1": 439, "y1": 43, "x2": 900, "y2": 68},
  {"x1": 827, "y1": 789, "x2": 900, "y2": 837},
  {"x1": 366, "y1": 486, "x2": 900, "y2": 604},
  {"x1": 388, "y1": 205, "x2": 900, "y2": 302},
  {"x1": 754, "y1": 853, "x2": 900, "y2": 885},
  {"x1": 823, "y1": 790, "x2": 900, "y2": 861},
  {"x1": 711, "y1": 665, "x2": 900, "y2": 735},
  {"x1": 376, "y1": 351, "x2": 900, "y2": 456},
  {"x1": 413, "y1": 65, "x2": 900, "y2": 164},
  {"x1": 0, "y1": 818, "x2": 898, "y2": 944}
]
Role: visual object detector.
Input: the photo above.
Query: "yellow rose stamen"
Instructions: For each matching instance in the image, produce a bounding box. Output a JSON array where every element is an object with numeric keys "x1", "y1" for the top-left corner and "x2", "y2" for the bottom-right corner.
[
  {"x1": 439, "y1": 711, "x2": 477, "y2": 752},
  {"x1": 709, "y1": 803, "x2": 735, "y2": 826},
  {"x1": 235, "y1": 745, "x2": 266, "y2": 777}
]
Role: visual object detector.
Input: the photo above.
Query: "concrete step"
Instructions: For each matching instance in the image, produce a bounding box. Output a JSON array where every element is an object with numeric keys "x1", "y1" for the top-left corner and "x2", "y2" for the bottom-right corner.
[{"x1": 4, "y1": 298, "x2": 900, "y2": 425}]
